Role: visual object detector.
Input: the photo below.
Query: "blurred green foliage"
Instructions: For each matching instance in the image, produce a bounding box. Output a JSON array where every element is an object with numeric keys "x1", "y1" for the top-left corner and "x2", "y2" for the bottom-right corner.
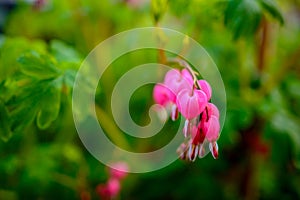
[{"x1": 0, "y1": 0, "x2": 300, "y2": 199}]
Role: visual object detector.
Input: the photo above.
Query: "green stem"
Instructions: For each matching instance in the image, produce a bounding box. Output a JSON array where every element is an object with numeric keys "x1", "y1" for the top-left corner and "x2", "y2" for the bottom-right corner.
[{"x1": 95, "y1": 105, "x2": 131, "y2": 150}]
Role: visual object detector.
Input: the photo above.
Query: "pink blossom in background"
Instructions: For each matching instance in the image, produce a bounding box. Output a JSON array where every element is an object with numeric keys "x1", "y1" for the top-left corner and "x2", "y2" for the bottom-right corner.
[
  {"x1": 96, "y1": 162, "x2": 129, "y2": 199},
  {"x1": 96, "y1": 178, "x2": 120, "y2": 200},
  {"x1": 109, "y1": 162, "x2": 129, "y2": 180}
]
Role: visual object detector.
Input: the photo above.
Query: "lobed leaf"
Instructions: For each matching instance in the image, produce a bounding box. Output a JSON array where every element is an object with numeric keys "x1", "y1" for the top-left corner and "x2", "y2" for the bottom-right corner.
[
  {"x1": 260, "y1": 0, "x2": 284, "y2": 24},
  {"x1": 36, "y1": 86, "x2": 61, "y2": 129},
  {"x1": 18, "y1": 51, "x2": 61, "y2": 79},
  {"x1": 50, "y1": 40, "x2": 81, "y2": 64},
  {"x1": 224, "y1": 0, "x2": 284, "y2": 39}
]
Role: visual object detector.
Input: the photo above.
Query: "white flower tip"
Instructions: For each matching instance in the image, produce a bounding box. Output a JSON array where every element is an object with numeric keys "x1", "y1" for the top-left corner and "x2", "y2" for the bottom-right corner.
[
  {"x1": 188, "y1": 145, "x2": 199, "y2": 162},
  {"x1": 171, "y1": 104, "x2": 178, "y2": 121},
  {"x1": 209, "y1": 142, "x2": 219, "y2": 159},
  {"x1": 198, "y1": 144, "x2": 206, "y2": 158},
  {"x1": 183, "y1": 119, "x2": 190, "y2": 137}
]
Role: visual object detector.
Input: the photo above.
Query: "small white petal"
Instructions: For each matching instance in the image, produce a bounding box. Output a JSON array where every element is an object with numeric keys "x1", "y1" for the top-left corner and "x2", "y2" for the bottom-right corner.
[
  {"x1": 198, "y1": 143, "x2": 205, "y2": 158},
  {"x1": 171, "y1": 104, "x2": 178, "y2": 121},
  {"x1": 209, "y1": 142, "x2": 219, "y2": 159},
  {"x1": 188, "y1": 145, "x2": 198, "y2": 162},
  {"x1": 183, "y1": 119, "x2": 189, "y2": 137}
]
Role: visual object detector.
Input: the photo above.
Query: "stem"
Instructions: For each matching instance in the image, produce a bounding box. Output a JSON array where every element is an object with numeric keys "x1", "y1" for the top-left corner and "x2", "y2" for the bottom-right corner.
[
  {"x1": 52, "y1": 172, "x2": 78, "y2": 190},
  {"x1": 257, "y1": 17, "x2": 268, "y2": 73},
  {"x1": 95, "y1": 105, "x2": 131, "y2": 150},
  {"x1": 154, "y1": 25, "x2": 167, "y2": 64},
  {"x1": 158, "y1": 48, "x2": 167, "y2": 64}
]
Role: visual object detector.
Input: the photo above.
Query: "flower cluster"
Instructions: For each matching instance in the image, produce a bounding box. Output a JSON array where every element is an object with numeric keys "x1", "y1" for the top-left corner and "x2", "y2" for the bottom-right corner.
[
  {"x1": 96, "y1": 162, "x2": 129, "y2": 200},
  {"x1": 153, "y1": 68, "x2": 221, "y2": 161}
]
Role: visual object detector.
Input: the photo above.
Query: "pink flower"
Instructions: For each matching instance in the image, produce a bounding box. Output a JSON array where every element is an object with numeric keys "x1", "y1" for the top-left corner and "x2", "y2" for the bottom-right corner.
[
  {"x1": 106, "y1": 178, "x2": 120, "y2": 197},
  {"x1": 181, "y1": 68, "x2": 194, "y2": 86},
  {"x1": 153, "y1": 69, "x2": 193, "y2": 121},
  {"x1": 153, "y1": 83, "x2": 175, "y2": 106},
  {"x1": 207, "y1": 103, "x2": 220, "y2": 119},
  {"x1": 152, "y1": 66, "x2": 221, "y2": 161},
  {"x1": 198, "y1": 80, "x2": 212, "y2": 101},
  {"x1": 163, "y1": 69, "x2": 193, "y2": 96},
  {"x1": 176, "y1": 89, "x2": 207, "y2": 119},
  {"x1": 205, "y1": 115, "x2": 220, "y2": 159},
  {"x1": 176, "y1": 101, "x2": 221, "y2": 160},
  {"x1": 198, "y1": 104, "x2": 220, "y2": 159},
  {"x1": 177, "y1": 89, "x2": 207, "y2": 137},
  {"x1": 204, "y1": 115, "x2": 220, "y2": 142},
  {"x1": 96, "y1": 178, "x2": 120, "y2": 199},
  {"x1": 96, "y1": 162, "x2": 129, "y2": 199},
  {"x1": 109, "y1": 162, "x2": 129, "y2": 180}
]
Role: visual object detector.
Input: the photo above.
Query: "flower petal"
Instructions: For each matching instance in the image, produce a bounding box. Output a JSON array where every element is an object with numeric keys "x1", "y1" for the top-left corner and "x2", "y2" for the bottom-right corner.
[
  {"x1": 209, "y1": 141, "x2": 219, "y2": 159},
  {"x1": 198, "y1": 79, "x2": 212, "y2": 100},
  {"x1": 181, "y1": 68, "x2": 194, "y2": 86},
  {"x1": 205, "y1": 115, "x2": 220, "y2": 142},
  {"x1": 153, "y1": 83, "x2": 175, "y2": 105},
  {"x1": 208, "y1": 103, "x2": 220, "y2": 118},
  {"x1": 188, "y1": 144, "x2": 199, "y2": 162},
  {"x1": 171, "y1": 104, "x2": 178, "y2": 121},
  {"x1": 177, "y1": 89, "x2": 204, "y2": 119}
]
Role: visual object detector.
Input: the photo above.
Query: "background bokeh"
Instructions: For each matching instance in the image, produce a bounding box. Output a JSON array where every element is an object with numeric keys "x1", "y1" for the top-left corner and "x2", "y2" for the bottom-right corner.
[{"x1": 0, "y1": 0, "x2": 300, "y2": 199}]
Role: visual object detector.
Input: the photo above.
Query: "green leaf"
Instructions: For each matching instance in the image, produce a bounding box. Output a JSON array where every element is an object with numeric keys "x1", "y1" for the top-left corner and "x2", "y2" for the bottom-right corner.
[
  {"x1": 224, "y1": 0, "x2": 284, "y2": 39},
  {"x1": 260, "y1": 0, "x2": 284, "y2": 24},
  {"x1": 10, "y1": 98, "x2": 39, "y2": 133},
  {"x1": 0, "y1": 99, "x2": 12, "y2": 142},
  {"x1": 224, "y1": 0, "x2": 262, "y2": 39},
  {"x1": 8, "y1": 79, "x2": 62, "y2": 132},
  {"x1": 50, "y1": 40, "x2": 81, "y2": 64},
  {"x1": 18, "y1": 51, "x2": 61, "y2": 79},
  {"x1": 36, "y1": 86, "x2": 61, "y2": 129},
  {"x1": 0, "y1": 37, "x2": 47, "y2": 82},
  {"x1": 62, "y1": 69, "x2": 76, "y2": 88}
]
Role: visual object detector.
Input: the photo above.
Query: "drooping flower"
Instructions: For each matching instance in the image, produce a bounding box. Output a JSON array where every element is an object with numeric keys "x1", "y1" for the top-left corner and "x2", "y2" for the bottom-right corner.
[
  {"x1": 176, "y1": 89, "x2": 207, "y2": 119},
  {"x1": 207, "y1": 102, "x2": 220, "y2": 119},
  {"x1": 163, "y1": 69, "x2": 193, "y2": 95},
  {"x1": 153, "y1": 65, "x2": 222, "y2": 161},
  {"x1": 176, "y1": 88, "x2": 208, "y2": 137},
  {"x1": 181, "y1": 68, "x2": 194, "y2": 86},
  {"x1": 153, "y1": 69, "x2": 194, "y2": 121},
  {"x1": 153, "y1": 83, "x2": 174, "y2": 106},
  {"x1": 198, "y1": 80, "x2": 212, "y2": 101},
  {"x1": 197, "y1": 103, "x2": 220, "y2": 159}
]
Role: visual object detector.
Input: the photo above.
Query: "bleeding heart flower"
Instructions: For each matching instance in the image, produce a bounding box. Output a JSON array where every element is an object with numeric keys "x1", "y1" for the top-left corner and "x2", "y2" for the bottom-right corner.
[
  {"x1": 181, "y1": 68, "x2": 194, "y2": 86},
  {"x1": 153, "y1": 66, "x2": 221, "y2": 161},
  {"x1": 207, "y1": 102, "x2": 220, "y2": 119},
  {"x1": 176, "y1": 89, "x2": 207, "y2": 119},
  {"x1": 164, "y1": 69, "x2": 192, "y2": 96},
  {"x1": 153, "y1": 83, "x2": 175, "y2": 106},
  {"x1": 198, "y1": 79, "x2": 212, "y2": 101}
]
